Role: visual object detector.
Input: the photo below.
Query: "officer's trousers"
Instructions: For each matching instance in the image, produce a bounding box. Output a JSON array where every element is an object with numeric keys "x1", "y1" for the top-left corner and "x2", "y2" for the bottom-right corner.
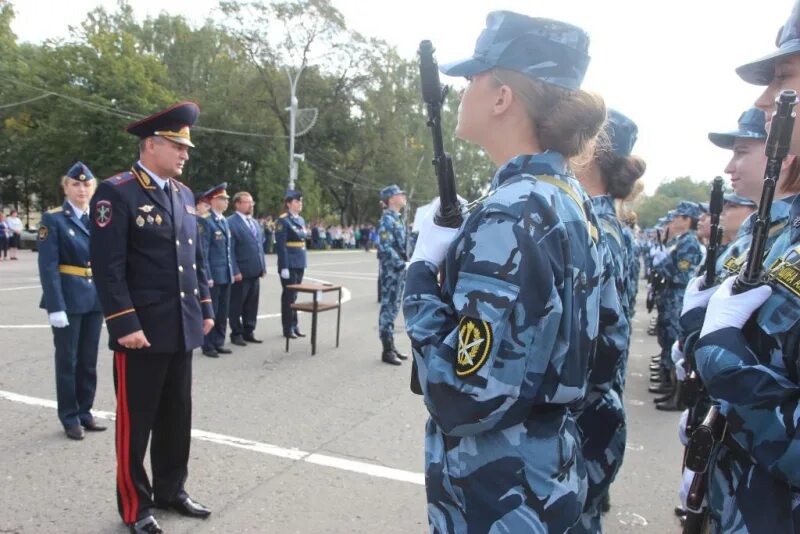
[
  {"x1": 113, "y1": 350, "x2": 192, "y2": 525},
  {"x1": 229, "y1": 276, "x2": 260, "y2": 339},
  {"x1": 204, "y1": 282, "x2": 230, "y2": 350},
  {"x1": 51, "y1": 311, "x2": 103, "y2": 427},
  {"x1": 280, "y1": 268, "x2": 304, "y2": 335}
]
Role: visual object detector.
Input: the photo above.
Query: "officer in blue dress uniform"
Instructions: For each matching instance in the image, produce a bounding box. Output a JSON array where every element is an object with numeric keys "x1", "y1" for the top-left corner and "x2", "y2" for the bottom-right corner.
[
  {"x1": 198, "y1": 183, "x2": 234, "y2": 358},
  {"x1": 89, "y1": 102, "x2": 214, "y2": 534},
  {"x1": 275, "y1": 190, "x2": 308, "y2": 338},
  {"x1": 38, "y1": 162, "x2": 105, "y2": 441}
]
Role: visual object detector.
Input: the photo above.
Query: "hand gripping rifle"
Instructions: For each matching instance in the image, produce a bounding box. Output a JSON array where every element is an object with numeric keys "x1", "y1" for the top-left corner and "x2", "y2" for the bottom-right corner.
[
  {"x1": 702, "y1": 177, "x2": 725, "y2": 289},
  {"x1": 409, "y1": 41, "x2": 465, "y2": 395},
  {"x1": 733, "y1": 90, "x2": 798, "y2": 294}
]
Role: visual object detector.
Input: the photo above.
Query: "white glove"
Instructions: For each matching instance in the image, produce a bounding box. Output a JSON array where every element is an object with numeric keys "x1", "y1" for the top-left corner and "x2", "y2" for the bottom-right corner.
[
  {"x1": 280, "y1": 268, "x2": 290, "y2": 279},
  {"x1": 649, "y1": 244, "x2": 660, "y2": 256},
  {"x1": 678, "y1": 408, "x2": 690, "y2": 446},
  {"x1": 410, "y1": 198, "x2": 459, "y2": 266},
  {"x1": 681, "y1": 276, "x2": 717, "y2": 316},
  {"x1": 49, "y1": 311, "x2": 69, "y2": 328},
  {"x1": 404, "y1": 261, "x2": 411, "y2": 270},
  {"x1": 700, "y1": 276, "x2": 772, "y2": 338},
  {"x1": 652, "y1": 250, "x2": 669, "y2": 266},
  {"x1": 671, "y1": 340, "x2": 684, "y2": 366},
  {"x1": 675, "y1": 359, "x2": 687, "y2": 381}
]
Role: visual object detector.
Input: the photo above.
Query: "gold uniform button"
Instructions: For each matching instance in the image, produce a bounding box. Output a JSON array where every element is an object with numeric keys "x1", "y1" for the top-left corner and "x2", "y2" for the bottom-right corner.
[
  {"x1": 176, "y1": 240, "x2": 180, "y2": 246},
  {"x1": 188, "y1": 238, "x2": 193, "y2": 245},
  {"x1": 179, "y1": 266, "x2": 184, "y2": 273},
  {"x1": 180, "y1": 291, "x2": 185, "y2": 298},
  {"x1": 192, "y1": 264, "x2": 196, "y2": 270},
  {"x1": 194, "y1": 288, "x2": 199, "y2": 295}
]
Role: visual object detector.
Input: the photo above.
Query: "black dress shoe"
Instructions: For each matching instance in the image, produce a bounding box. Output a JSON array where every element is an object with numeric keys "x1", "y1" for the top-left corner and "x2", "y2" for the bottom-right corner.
[
  {"x1": 130, "y1": 516, "x2": 162, "y2": 534},
  {"x1": 243, "y1": 335, "x2": 263, "y2": 343},
  {"x1": 202, "y1": 348, "x2": 219, "y2": 358},
  {"x1": 81, "y1": 416, "x2": 107, "y2": 432},
  {"x1": 656, "y1": 401, "x2": 684, "y2": 412},
  {"x1": 216, "y1": 346, "x2": 233, "y2": 354},
  {"x1": 382, "y1": 351, "x2": 402, "y2": 366},
  {"x1": 653, "y1": 392, "x2": 673, "y2": 403},
  {"x1": 293, "y1": 329, "x2": 306, "y2": 338},
  {"x1": 65, "y1": 424, "x2": 85, "y2": 440},
  {"x1": 157, "y1": 497, "x2": 211, "y2": 519},
  {"x1": 230, "y1": 336, "x2": 247, "y2": 346},
  {"x1": 284, "y1": 332, "x2": 298, "y2": 339},
  {"x1": 648, "y1": 384, "x2": 672, "y2": 394}
]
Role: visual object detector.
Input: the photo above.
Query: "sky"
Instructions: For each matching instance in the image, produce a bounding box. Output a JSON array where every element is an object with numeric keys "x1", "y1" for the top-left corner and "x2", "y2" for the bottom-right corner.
[{"x1": 9, "y1": 0, "x2": 797, "y2": 194}]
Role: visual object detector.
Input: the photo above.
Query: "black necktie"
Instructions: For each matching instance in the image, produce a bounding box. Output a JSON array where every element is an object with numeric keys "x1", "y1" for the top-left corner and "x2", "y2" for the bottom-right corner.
[
  {"x1": 80, "y1": 213, "x2": 89, "y2": 227},
  {"x1": 163, "y1": 182, "x2": 173, "y2": 212}
]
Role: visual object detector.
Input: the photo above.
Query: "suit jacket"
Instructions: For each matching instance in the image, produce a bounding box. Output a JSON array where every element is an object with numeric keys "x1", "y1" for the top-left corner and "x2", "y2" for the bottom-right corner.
[
  {"x1": 275, "y1": 212, "x2": 308, "y2": 270},
  {"x1": 228, "y1": 212, "x2": 266, "y2": 279},
  {"x1": 199, "y1": 212, "x2": 233, "y2": 285},
  {"x1": 37, "y1": 201, "x2": 101, "y2": 315},
  {"x1": 89, "y1": 163, "x2": 214, "y2": 354}
]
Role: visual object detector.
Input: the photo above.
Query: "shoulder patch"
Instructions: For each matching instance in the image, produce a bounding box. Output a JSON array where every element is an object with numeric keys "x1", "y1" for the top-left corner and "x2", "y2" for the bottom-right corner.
[
  {"x1": 456, "y1": 316, "x2": 493, "y2": 377},
  {"x1": 95, "y1": 200, "x2": 112, "y2": 228},
  {"x1": 46, "y1": 207, "x2": 63, "y2": 214},
  {"x1": 677, "y1": 259, "x2": 691, "y2": 271},
  {"x1": 38, "y1": 226, "x2": 48, "y2": 241}
]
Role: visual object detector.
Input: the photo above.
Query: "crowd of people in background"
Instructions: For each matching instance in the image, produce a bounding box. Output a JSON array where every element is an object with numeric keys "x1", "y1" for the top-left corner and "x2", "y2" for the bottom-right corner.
[
  {"x1": 0, "y1": 209, "x2": 23, "y2": 261},
  {"x1": 257, "y1": 215, "x2": 378, "y2": 253}
]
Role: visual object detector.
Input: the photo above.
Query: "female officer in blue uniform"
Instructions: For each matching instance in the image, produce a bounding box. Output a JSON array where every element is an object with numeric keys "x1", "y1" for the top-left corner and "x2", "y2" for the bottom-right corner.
[
  {"x1": 571, "y1": 110, "x2": 644, "y2": 532},
  {"x1": 403, "y1": 11, "x2": 606, "y2": 532},
  {"x1": 38, "y1": 162, "x2": 105, "y2": 440},
  {"x1": 685, "y1": 3, "x2": 800, "y2": 531},
  {"x1": 275, "y1": 190, "x2": 308, "y2": 338}
]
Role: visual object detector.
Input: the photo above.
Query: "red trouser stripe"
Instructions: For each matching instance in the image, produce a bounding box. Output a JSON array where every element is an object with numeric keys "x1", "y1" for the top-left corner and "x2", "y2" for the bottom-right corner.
[{"x1": 115, "y1": 352, "x2": 138, "y2": 524}]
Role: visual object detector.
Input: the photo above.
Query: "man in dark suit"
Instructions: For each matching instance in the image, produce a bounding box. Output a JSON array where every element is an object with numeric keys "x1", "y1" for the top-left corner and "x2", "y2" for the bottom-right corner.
[
  {"x1": 198, "y1": 183, "x2": 234, "y2": 358},
  {"x1": 275, "y1": 190, "x2": 308, "y2": 338},
  {"x1": 90, "y1": 102, "x2": 214, "y2": 534},
  {"x1": 227, "y1": 191, "x2": 266, "y2": 345}
]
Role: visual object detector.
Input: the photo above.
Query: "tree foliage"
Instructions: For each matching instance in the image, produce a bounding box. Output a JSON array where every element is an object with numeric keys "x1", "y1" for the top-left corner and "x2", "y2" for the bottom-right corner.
[{"x1": 633, "y1": 176, "x2": 718, "y2": 228}]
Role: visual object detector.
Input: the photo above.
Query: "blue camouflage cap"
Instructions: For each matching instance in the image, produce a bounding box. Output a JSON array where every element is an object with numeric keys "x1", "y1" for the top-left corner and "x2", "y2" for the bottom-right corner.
[
  {"x1": 379, "y1": 184, "x2": 405, "y2": 202},
  {"x1": 698, "y1": 202, "x2": 710, "y2": 214},
  {"x1": 737, "y1": 0, "x2": 800, "y2": 85},
  {"x1": 674, "y1": 201, "x2": 701, "y2": 219},
  {"x1": 723, "y1": 193, "x2": 757, "y2": 208},
  {"x1": 66, "y1": 161, "x2": 94, "y2": 182},
  {"x1": 606, "y1": 109, "x2": 639, "y2": 157},
  {"x1": 284, "y1": 189, "x2": 303, "y2": 201},
  {"x1": 439, "y1": 11, "x2": 591, "y2": 91},
  {"x1": 708, "y1": 107, "x2": 767, "y2": 149},
  {"x1": 665, "y1": 211, "x2": 676, "y2": 222}
]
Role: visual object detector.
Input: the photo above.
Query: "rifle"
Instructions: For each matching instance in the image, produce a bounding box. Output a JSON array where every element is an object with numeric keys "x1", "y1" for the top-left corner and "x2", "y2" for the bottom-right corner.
[
  {"x1": 682, "y1": 404, "x2": 727, "y2": 534},
  {"x1": 409, "y1": 40, "x2": 464, "y2": 395},
  {"x1": 702, "y1": 177, "x2": 725, "y2": 289},
  {"x1": 734, "y1": 89, "x2": 798, "y2": 294}
]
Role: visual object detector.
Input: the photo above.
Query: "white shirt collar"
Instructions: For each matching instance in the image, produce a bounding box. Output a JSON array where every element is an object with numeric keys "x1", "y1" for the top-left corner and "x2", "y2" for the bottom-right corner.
[
  {"x1": 67, "y1": 201, "x2": 86, "y2": 218},
  {"x1": 237, "y1": 211, "x2": 251, "y2": 221},
  {"x1": 137, "y1": 161, "x2": 168, "y2": 190},
  {"x1": 212, "y1": 210, "x2": 224, "y2": 220}
]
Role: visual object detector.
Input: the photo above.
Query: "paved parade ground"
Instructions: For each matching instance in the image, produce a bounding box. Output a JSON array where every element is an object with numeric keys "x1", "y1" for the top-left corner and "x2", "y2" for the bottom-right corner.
[{"x1": 0, "y1": 250, "x2": 682, "y2": 533}]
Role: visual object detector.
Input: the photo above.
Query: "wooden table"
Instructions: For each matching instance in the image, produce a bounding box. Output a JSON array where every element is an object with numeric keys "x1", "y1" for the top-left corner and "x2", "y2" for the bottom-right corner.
[{"x1": 286, "y1": 282, "x2": 343, "y2": 355}]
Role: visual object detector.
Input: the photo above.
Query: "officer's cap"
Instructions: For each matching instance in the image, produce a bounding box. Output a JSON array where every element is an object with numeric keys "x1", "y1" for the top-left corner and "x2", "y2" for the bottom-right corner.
[
  {"x1": 126, "y1": 102, "x2": 199, "y2": 147},
  {"x1": 737, "y1": 1, "x2": 800, "y2": 85},
  {"x1": 606, "y1": 109, "x2": 639, "y2": 157},
  {"x1": 194, "y1": 191, "x2": 209, "y2": 204},
  {"x1": 66, "y1": 161, "x2": 94, "y2": 182},
  {"x1": 674, "y1": 201, "x2": 701, "y2": 220},
  {"x1": 439, "y1": 11, "x2": 591, "y2": 91},
  {"x1": 285, "y1": 189, "x2": 303, "y2": 201},
  {"x1": 379, "y1": 184, "x2": 405, "y2": 202},
  {"x1": 708, "y1": 108, "x2": 767, "y2": 149},
  {"x1": 202, "y1": 182, "x2": 230, "y2": 203},
  {"x1": 698, "y1": 202, "x2": 710, "y2": 214},
  {"x1": 723, "y1": 193, "x2": 758, "y2": 208}
]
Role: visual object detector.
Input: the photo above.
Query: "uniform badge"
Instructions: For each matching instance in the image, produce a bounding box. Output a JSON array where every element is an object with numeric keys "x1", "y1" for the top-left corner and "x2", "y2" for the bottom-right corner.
[
  {"x1": 677, "y1": 260, "x2": 691, "y2": 271},
  {"x1": 380, "y1": 231, "x2": 389, "y2": 241},
  {"x1": 185, "y1": 205, "x2": 196, "y2": 215},
  {"x1": 138, "y1": 204, "x2": 155, "y2": 213},
  {"x1": 456, "y1": 316, "x2": 493, "y2": 377},
  {"x1": 38, "y1": 226, "x2": 48, "y2": 241},
  {"x1": 146, "y1": 215, "x2": 154, "y2": 224},
  {"x1": 136, "y1": 215, "x2": 145, "y2": 227},
  {"x1": 155, "y1": 214, "x2": 163, "y2": 225},
  {"x1": 95, "y1": 200, "x2": 112, "y2": 228}
]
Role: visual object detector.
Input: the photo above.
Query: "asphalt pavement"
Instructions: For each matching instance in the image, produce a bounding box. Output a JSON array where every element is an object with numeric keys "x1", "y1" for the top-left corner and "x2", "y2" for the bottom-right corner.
[{"x1": 0, "y1": 249, "x2": 683, "y2": 533}]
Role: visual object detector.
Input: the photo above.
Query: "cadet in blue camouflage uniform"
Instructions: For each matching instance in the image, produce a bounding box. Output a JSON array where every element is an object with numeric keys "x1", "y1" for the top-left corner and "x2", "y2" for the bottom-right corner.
[
  {"x1": 403, "y1": 12, "x2": 607, "y2": 532},
  {"x1": 650, "y1": 202, "x2": 704, "y2": 410},
  {"x1": 680, "y1": 5, "x2": 800, "y2": 530},
  {"x1": 621, "y1": 215, "x2": 640, "y2": 321},
  {"x1": 571, "y1": 109, "x2": 644, "y2": 532},
  {"x1": 376, "y1": 184, "x2": 408, "y2": 366}
]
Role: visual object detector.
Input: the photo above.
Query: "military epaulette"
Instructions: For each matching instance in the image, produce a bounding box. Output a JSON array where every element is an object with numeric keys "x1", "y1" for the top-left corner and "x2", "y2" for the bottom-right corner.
[
  {"x1": 106, "y1": 171, "x2": 135, "y2": 186},
  {"x1": 279, "y1": 213, "x2": 288, "y2": 218},
  {"x1": 46, "y1": 206, "x2": 63, "y2": 214}
]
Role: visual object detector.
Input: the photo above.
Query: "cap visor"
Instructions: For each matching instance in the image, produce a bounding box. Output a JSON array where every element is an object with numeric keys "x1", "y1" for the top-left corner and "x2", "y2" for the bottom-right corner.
[
  {"x1": 439, "y1": 57, "x2": 493, "y2": 78},
  {"x1": 707, "y1": 132, "x2": 735, "y2": 149},
  {"x1": 163, "y1": 136, "x2": 195, "y2": 148},
  {"x1": 736, "y1": 43, "x2": 800, "y2": 85}
]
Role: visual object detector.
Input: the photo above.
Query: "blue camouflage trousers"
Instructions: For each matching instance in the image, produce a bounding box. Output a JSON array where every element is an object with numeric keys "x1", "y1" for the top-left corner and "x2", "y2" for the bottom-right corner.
[
  {"x1": 657, "y1": 289, "x2": 682, "y2": 373},
  {"x1": 379, "y1": 262, "x2": 405, "y2": 340}
]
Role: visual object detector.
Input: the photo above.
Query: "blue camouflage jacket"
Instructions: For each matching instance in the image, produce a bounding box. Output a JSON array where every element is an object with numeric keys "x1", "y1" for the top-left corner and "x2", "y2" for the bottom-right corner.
[
  {"x1": 654, "y1": 231, "x2": 703, "y2": 289},
  {"x1": 377, "y1": 209, "x2": 407, "y2": 270}
]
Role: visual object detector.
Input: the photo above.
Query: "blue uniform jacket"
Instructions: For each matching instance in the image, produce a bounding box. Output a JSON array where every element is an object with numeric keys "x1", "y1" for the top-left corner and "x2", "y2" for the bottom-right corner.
[
  {"x1": 228, "y1": 213, "x2": 266, "y2": 279},
  {"x1": 89, "y1": 164, "x2": 214, "y2": 354},
  {"x1": 275, "y1": 212, "x2": 307, "y2": 270},
  {"x1": 199, "y1": 212, "x2": 233, "y2": 285},
  {"x1": 38, "y1": 201, "x2": 101, "y2": 315}
]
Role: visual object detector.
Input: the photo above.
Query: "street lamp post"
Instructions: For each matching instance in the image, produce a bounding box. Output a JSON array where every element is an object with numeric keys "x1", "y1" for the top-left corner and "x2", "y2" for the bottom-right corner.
[{"x1": 287, "y1": 66, "x2": 306, "y2": 191}]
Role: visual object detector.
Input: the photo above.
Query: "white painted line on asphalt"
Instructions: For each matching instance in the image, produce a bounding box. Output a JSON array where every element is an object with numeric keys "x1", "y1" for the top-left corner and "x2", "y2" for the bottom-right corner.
[
  {"x1": 0, "y1": 389, "x2": 425, "y2": 486},
  {"x1": 0, "y1": 285, "x2": 41, "y2": 291}
]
